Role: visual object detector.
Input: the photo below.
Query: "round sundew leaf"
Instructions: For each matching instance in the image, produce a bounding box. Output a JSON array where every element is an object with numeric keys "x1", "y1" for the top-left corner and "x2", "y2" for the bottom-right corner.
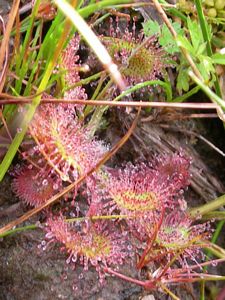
[
  {"x1": 101, "y1": 36, "x2": 167, "y2": 84},
  {"x1": 12, "y1": 167, "x2": 55, "y2": 207}
]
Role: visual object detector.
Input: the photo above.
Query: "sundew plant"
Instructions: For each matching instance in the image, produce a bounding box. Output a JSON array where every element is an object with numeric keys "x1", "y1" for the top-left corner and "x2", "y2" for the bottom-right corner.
[{"x1": 0, "y1": 0, "x2": 225, "y2": 299}]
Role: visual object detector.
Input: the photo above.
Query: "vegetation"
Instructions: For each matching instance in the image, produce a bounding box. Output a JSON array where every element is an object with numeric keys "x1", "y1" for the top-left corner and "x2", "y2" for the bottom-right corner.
[{"x1": 0, "y1": 0, "x2": 225, "y2": 298}]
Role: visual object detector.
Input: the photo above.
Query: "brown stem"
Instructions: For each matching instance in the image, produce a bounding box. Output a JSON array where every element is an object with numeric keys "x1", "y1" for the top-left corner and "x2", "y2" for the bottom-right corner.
[
  {"x1": 0, "y1": 95, "x2": 220, "y2": 110},
  {"x1": 0, "y1": 0, "x2": 21, "y2": 91},
  {"x1": 104, "y1": 267, "x2": 148, "y2": 288}
]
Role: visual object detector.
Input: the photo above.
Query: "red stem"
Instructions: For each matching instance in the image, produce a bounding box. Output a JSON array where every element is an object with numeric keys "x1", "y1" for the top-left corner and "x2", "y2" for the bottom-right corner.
[
  {"x1": 0, "y1": 95, "x2": 219, "y2": 110},
  {"x1": 137, "y1": 207, "x2": 165, "y2": 269},
  {"x1": 104, "y1": 267, "x2": 146, "y2": 287}
]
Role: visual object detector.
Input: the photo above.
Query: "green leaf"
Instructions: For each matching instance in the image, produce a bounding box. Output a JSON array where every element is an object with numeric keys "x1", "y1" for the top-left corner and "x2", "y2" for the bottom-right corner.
[
  {"x1": 177, "y1": 67, "x2": 190, "y2": 93},
  {"x1": 197, "y1": 43, "x2": 207, "y2": 55},
  {"x1": 142, "y1": 20, "x2": 160, "y2": 37},
  {"x1": 171, "y1": 21, "x2": 184, "y2": 36},
  {"x1": 187, "y1": 17, "x2": 201, "y2": 50},
  {"x1": 143, "y1": 19, "x2": 184, "y2": 54},
  {"x1": 159, "y1": 24, "x2": 178, "y2": 54},
  {"x1": 197, "y1": 57, "x2": 214, "y2": 82},
  {"x1": 176, "y1": 35, "x2": 195, "y2": 55},
  {"x1": 159, "y1": 24, "x2": 171, "y2": 43},
  {"x1": 211, "y1": 53, "x2": 225, "y2": 65}
]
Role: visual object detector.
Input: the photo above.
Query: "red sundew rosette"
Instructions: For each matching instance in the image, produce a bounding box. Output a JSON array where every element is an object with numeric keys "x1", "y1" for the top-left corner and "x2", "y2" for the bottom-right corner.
[
  {"x1": 43, "y1": 215, "x2": 131, "y2": 283},
  {"x1": 106, "y1": 153, "x2": 191, "y2": 241},
  {"x1": 12, "y1": 165, "x2": 56, "y2": 207},
  {"x1": 28, "y1": 104, "x2": 107, "y2": 183},
  {"x1": 100, "y1": 18, "x2": 168, "y2": 85},
  {"x1": 151, "y1": 210, "x2": 211, "y2": 267}
]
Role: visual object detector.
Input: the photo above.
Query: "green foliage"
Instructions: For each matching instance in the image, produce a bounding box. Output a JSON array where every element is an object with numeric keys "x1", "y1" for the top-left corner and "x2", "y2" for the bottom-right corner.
[
  {"x1": 177, "y1": 17, "x2": 215, "y2": 83},
  {"x1": 143, "y1": 19, "x2": 184, "y2": 54},
  {"x1": 211, "y1": 53, "x2": 225, "y2": 64},
  {"x1": 143, "y1": 16, "x2": 219, "y2": 95}
]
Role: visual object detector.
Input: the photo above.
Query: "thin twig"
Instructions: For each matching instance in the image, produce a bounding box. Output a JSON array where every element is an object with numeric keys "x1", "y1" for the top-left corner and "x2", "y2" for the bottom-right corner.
[
  {"x1": 0, "y1": 95, "x2": 220, "y2": 110},
  {"x1": 0, "y1": 16, "x2": 8, "y2": 85},
  {"x1": 141, "y1": 113, "x2": 218, "y2": 122}
]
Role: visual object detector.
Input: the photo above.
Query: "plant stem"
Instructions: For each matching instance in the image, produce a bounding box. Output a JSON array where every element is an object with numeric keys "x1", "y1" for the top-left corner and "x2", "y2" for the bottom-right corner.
[
  {"x1": 172, "y1": 86, "x2": 200, "y2": 102},
  {"x1": 63, "y1": 71, "x2": 104, "y2": 94},
  {"x1": 0, "y1": 96, "x2": 220, "y2": 109},
  {"x1": 151, "y1": 0, "x2": 203, "y2": 80},
  {"x1": 0, "y1": 0, "x2": 21, "y2": 92},
  {"x1": 188, "y1": 70, "x2": 225, "y2": 113},
  {"x1": 88, "y1": 79, "x2": 172, "y2": 134},
  {"x1": 160, "y1": 283, "x2": 180, "y2": 300},
  {"x1": 78, "y1": 0, "x2": 133, "y2": 18},
  {"x1": 0, "y1": 224, "x2": 38, "y2": 238},
  {"x1": 189, "y1": 194, "x2": 225, "y2": 217},
  {"x1": 202, "y1": 211, "x2": 225, "y2": 220},
  {"x1": 0, "y1": 214, "x2": 129, "y2": 238},
  {"x1": 204, "y1": 241, "x2": 225, "y2": 259},
  {"x1": 67, "y1": 214, "x2": 129, "y2": 223}
]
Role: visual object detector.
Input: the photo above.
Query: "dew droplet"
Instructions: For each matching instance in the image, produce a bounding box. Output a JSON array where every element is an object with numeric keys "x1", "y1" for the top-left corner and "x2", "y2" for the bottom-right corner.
[
  {"x1": 61, "y1": 174, "x2": 69, "y2": 182},
  {"x1": 17, "y1": 127, "x2": 22, "y2": 133},
  {"x1": 72, "y1": 285, "x2": 78, "y2": 291},
  {"x1": 71, "y1": 256, "x2": 77, "y2": 263},
  {"x1": 53, "y1": 183, "x2": 59, "y2": 190},
  {"x1": 62, "y1": 273, "x2": 68, "y2": 280},
  {"x1": 127, "y1": 245, "x2": 132, "y2": 251},
  {"x1": 66, "y1": 257, "x2": 71, "y2": 264},
  {"x1": 18, "y1": 106, "x2": 24, "y2": 113},
  {"x1": 211, "y1": 260, "x2": 218, "y2": 267},
  {"x1": 42, "y1": 179, "x2": 48, "y2": 186}
]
